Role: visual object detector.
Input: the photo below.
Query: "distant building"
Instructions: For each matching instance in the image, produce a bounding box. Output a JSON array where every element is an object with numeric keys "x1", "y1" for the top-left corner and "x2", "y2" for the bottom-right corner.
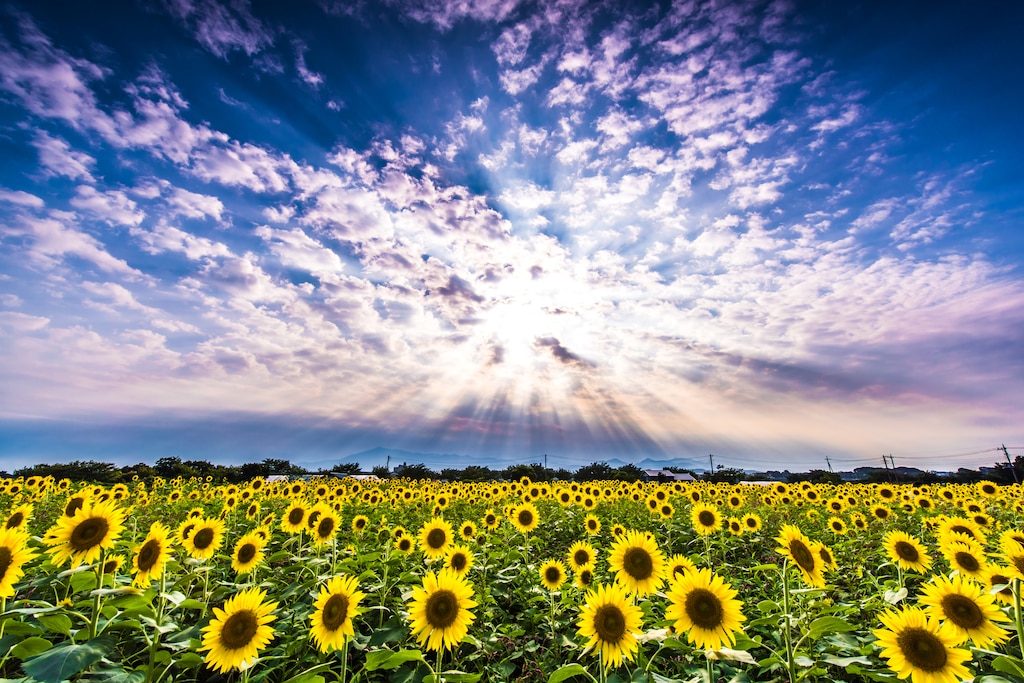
[{"x1": 642, "y1": 469, "x2": 694, "y2": 482}]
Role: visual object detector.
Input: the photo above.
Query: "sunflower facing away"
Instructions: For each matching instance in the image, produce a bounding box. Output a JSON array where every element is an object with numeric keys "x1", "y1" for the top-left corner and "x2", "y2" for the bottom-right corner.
[
  {"x1": 200, "y1": 587, "x2": 278, "y2": 673},
  {"x1": 132, "y1": 521, "x2": 173, "y2": 588},
  {"x1": 775, "y1": 525, "x2": 825, "y2": 588},
  {"x1": 45, "y1": 499, "x2": 126, "y2": 567},
  {"x1": 577, "y1": 582, "x2": 643, "y2": 669},
  {"x1": 873, "y1": 606, "x2": 973, "y2": 683},
  {"x1": 407, "y1": 568, "x2": 478, "y2": 652},
  {"x1": 310, "y1": 574, "x2": 366, "y2": 653},
  {"x1": 608, "y1": 529, "x2": 666, "y2": 597},
  {"x1": 884, "y1": 530, "x2": 933, "y2": 574},
  {"x1": 665, "y1": 567, "x2": 746, "y2": 651},
  {"x1": 0, "y1": 527, "x2": 37, "y2": 598},
  {"x1": 918, "y1": 574, "x2": 1010, "y2": 648}
]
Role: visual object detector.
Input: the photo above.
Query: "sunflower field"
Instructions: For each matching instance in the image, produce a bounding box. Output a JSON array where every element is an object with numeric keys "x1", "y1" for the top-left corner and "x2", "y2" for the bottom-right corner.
[{"x1": 2, "y1": 475, "x2": 1024, "y2": 683}]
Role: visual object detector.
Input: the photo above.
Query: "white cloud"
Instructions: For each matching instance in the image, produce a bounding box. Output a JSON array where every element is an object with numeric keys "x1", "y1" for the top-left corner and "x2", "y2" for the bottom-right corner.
[
  {"x1": 131, "y1": 220, "x2": 232, "y2": 261},
  {"x1": 492, "y1": 23, "x2": 532, "y2": 66},
  {"x1": 3, "y1": 214, "x2": 142, "y2": 276},
  {"x1": 166, "y1": 187, "x2": 225, "y2": 221},
  {"x1": 70, "y1": 186, "x2": 146, "y2": 226},
  {"x1": 32, "y1": 131, "x2": 95, "y2": 181},
  {"x1": 0, "y1": 189, "x2": 44, "y2": 208},
  {"x1": 160, "y1": 0, "x2": 276, "y2": 58}
]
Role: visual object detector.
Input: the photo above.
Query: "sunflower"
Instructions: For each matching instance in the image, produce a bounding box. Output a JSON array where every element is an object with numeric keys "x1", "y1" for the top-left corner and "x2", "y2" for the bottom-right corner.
[
  {"x1": 418, "y1": 517, "x2": 454, "y2": 560},
  {"x1": 231, "y1": 532, "x2": 266, "y2": 575},
  {"x1": 4, "y1": 503, "x2": 32, "y2": 530},
  {"x1": 510, "y1": 503, "x2": 539, "y2": 533},
  {"x1": 444, "y1": 544, "x2": 474, "y2": 577},
  {"x1": 940, "y1": 537, "x2": 988, "y2": 581},
  {"x1": 567, "y1": 541, "x2": 597, "y2": 573},
  {"x1": 45, "y1": 499, "x2": 126, "y2": 567},
  {"x1": 351, "y1": 514, "x2": 369, "y2": 534},
  {"x1": 584, "y1": 514, "x2": 602, "y2": 535},
  {"x1": 608, "y1": 529, "x2": 666, "y2": 597},
  {"x1": 460, "y1": 521, "x2": 476, "y2": 540},
  {"x1": 776, "y1": 525, "x2": 824, "y2": 588},
  {"x1": 281, "y1": 502, "x2": 308, "y2": 534},
  {"x1": 827, "y1": 516, "x2": 847, "y2": 535},
  {"x1": 666, "y1": 553, "x2": 697, "y2": 580},
  {"x1": 407, "y1": 569, "x2": 477, "y2": 652},
  {"x1": 62, "y1": 493, "x2": 90, "y2": 518},
  {"x1": 665, "y1": 567, "x2": 746, "y2": 651},
  {"x1": 200, "y1": 587, "x2": 278, "y2": 673},
  {"x1": 884, "y1": 530, "x2": 932, "y2": 573},
  {"x1": 576, "y1": 567, "x2": 595, "y2": 590},
  {"x1": 395, "y1": 536, "x2": 414, "y2": 553},
  {"x1": 1001, "y1": 537, "x2": 1024, "y2": 581},
  {"x1": 577, "y1": 582, "x2": 643, "y2": 669},
  {"x1": 742, "y1": 513, "x2": 762, "y2": 533},
  {"x1": 132, "y1": 521, "x2": 173, "y2": 588},
  {"x1": 482, "y1": 509, "x2": 499, "y2": 530},
  {"x1": 312, "y1": 511, "x2": 340, "y2": 547},
  {"x1": 936, "y1": 517, "x2": 985, "y2": 546},
  {"x1": 540, "y1": 559, "x2": 567, "y2": 591},
  {"x1": 918, "y1": 573, "x2": 1009, "y2": 648},
  {"x1": 184, "y1": 518, "x2": 225, "y2": 560},
  {"x1": 982, "y1": 566, "x2": 1016, "y2": 606},
  {"x1": 309, "y1": 575, "x2": 366, "y2": 653},
  {"x1": 873, "y1": 606, "x2": 973, "y2": 683},
  {"x1": 690, "y1": 502, "x2": 721, "y2": 536},
  {"x1": 0, "y1": 527, "x2": 37, "y2": 598}
]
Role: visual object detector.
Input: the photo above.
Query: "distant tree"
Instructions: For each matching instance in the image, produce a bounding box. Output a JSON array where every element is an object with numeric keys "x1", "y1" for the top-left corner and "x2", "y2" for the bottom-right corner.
[
  {"x1": 552, "y1": 468, "x2": 574, "y2": 481},
  {"x1": 14, "y1": 460, "x2": 119, "y2": 483},
  {"x1": 786, "y1": 469, "x2": 840, "y2": 485},
  {"x1": 154, "y1": 456, "x2": 185, "y2": 478},
  {"x1": 574, "y1": 462, "x2": 616, "y2": 482},
  {"x1": 331, "y1": 462, "x2": 362, "y2": 475},
  {"x1": 458, "y1": 465, "x2": 495, "y2": 482},
  {"x1": 615, "y1": 464, "x2": 645, "y2": 482},
  {"x1": 371, "y1": 465, "x2": 391, "y2": 479},
  {"x1": 393, "y1": 462, "x2": 435, "y2": 480}
]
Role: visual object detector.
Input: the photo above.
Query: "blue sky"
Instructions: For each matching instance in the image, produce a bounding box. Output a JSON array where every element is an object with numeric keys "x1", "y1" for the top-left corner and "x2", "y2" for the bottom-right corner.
[{"x1": 1, "y1": 0, "x2": 1022, "y2": 472}]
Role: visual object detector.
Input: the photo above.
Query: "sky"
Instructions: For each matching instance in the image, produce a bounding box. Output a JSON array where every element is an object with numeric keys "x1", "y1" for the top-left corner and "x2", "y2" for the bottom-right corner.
[{"x1": 1, "y1": 0, "x2": 1022, "y2": 473}]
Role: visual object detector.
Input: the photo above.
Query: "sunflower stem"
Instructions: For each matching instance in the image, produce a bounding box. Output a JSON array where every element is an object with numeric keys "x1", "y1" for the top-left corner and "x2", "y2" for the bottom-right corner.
[
  {"x1": 89, "y1": 548, "x2": 107, "y2": 639},
  {"x1": 339, "y1": 637, "x2": 349, "y2": 683},
  {"x1": 1014, "y1": 578, "x2": 1024, "y2": 660},
  {"x1": 781, "y1": 560, "x2": 796, "y2": 683},
  {"x1": 435, "y1": 648, "x2": 443, "y2": 681},
  {"x1": 145, "y1": 572, "x2": 167, "y2": 683}
]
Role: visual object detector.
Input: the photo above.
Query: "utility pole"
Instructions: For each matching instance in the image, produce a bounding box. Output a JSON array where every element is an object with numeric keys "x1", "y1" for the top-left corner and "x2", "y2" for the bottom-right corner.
[
  {"x1": 882, "y1": 454, "x2": 893, "y2": 483},
  {"x1": 385, "y1": 455, "x2": 390, "y2": 472},
  {"x1": 825, "y1": 455, "x2": 833, "y2": 473},
  {"x1": 1002, "y1": 444, "x2": 1018, "y2": 484},
  {"x1": 708, "y1": 453, "x2": 715, "y2": 477},
  {"x1": 544, "y1": 453, "x2": 548, "y2": 470}
]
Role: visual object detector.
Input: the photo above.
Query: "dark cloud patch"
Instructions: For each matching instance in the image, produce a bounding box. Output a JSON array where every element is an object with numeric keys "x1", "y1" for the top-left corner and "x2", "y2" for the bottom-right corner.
[
  {"x1": 437, "y1": 275, "x2": 484, "y2": 302},
  {"x1": 535, "y1": 336, "x2": 594, "y2": 368}
]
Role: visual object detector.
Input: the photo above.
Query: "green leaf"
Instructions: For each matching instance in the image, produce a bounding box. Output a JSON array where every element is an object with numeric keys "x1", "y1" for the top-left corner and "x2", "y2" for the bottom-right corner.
[
  {"x1": 650, "y1": 674, "x2": 685, "y2": 683},
  {"x1": 823, "y1": 655, "x2": 873, "y2": 667},
  {"x1": 548, "y1": 663, "x2": 590, "y2": 683},
  {"x1": 22, "y1": 637, "x2": 113, "y2": 683},
  {"x1": 364, "y1": 649, "x2": 427, "y2": 671},
  {"x1": 794, "y1": 655, "x2": 815, "y2": 667},
  {"x1": 993, "y1": 656, "x2": 1024, "y2": 680},
  {"x1": 94, "y1": 667, "x2": 146, "y2": 683},
  {"x1": 805, "y1": 616, "x2": 855, "y2": 640},
  {"x1": 424, "y1": 673, "x2": 481, "y2": 683},
  {"x1": 749, "y1": 564, "x2": 779, "y2": 572},
  {"x1": 177, "y1": 652, "x2": 204, "y2": 670},
  {"x1": 976, "y1": 676, "x2": 1024, "y2": 683},
  {"x1": 37, "y1": 613, "x2": 73, "y2": 636},
  {"x1": 281, "y1": 663, "x2": 333, "y2": 683},
  {"x1": 9, "y1": 637, "x2": 52, "y2": 660}
]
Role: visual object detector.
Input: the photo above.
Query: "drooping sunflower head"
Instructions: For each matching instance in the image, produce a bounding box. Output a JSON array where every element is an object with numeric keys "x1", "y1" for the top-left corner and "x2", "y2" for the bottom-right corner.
[
  {"x1": 510, "y1": 503, "x2": 539, "y2": 533},
  {"x1": 665, "y1": 566, "x2": 746, "y2": 651},
  {"x1": 608, "y1": 529, "x2": 666, "y2": 597},
  {"x1": 872, "y1": 606, "x2": 973, "y2": 683},
  {"x1": 200, "y1": 587, "x2": 278, "y2": 674},
  {"x1": 577, "y1": 582, "x2": 643, "y2": 669},
  {"x1": 539, "y1": 559, "x2": 567, "y2": 591},
  {"x1": 132, "y1": 521, "x2": 173, "y2": 588},
  {"x1": 310, "y1": 574, "x2": 365, "y2": 653},
  {"x1": 419, "y1": 518, "x2": 454, "y2": 559},
  {"x1": 407, "y1": 568, "x2": 478, "y2": 652},
  {"x1": 775, "y1": 525, "x2": 824, "y2": 588},
  {"x1": 45, "y1": 499, "x2": 126, "y2": 567}
]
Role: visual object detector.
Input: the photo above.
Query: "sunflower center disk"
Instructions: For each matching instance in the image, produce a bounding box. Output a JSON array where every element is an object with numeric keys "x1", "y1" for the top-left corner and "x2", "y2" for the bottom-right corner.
[
  {"x1": 955, "y1": 551, "x2": 980, "y2": 572},
  {"x1": 308, "y1": 511, "x2": 322, "y2": 527},
  {"x1": 323, "y1": 594, "x2": 349, "y2": 630},
  {"x1": 623, "y1": 547, "x2": 654, "y2": 581},
  {"x1": 288, "y1": 509, "x2": 304, "y2": 525},
  {"x1": 237, "y1": 544, "x2": 257, "y2": 564},
  {"x1": 942, "y1": 595, "x2": 984, "y2": 629},
  {"x1": 220, "y1": 610, "x2": 259, "y2": 650},
  {"x1": 65, "y1": 499, "x2": 85, "y2": 516},
  {"x1": 790, "y1": 540, "x2": 816, "y2": 572},
  {"x1": 894, "y1": 541, "x2": 919, "y2": 562},
  {"x1": 193, "y1": 528, "x2": 214, "y2": 550},
  {"x1": 70, "y1": 518, "x2": 109, "y2": 551},
  {"x1": 426, "y1": 529, "x2": 447, "y2": 549},
  {"x1": 451, "y1": 554, "x2": 468, "y2": 572},
  {"x1": 685, "y1": 588, "x2": 724, "y2": 630},
  {"x1": 0, "y1": 547, "x2": 12, "y2": 576},
  {"x1": 318, "y1": 519, "x2": 335, "y2": 538},
  {"x1": 425, "y1": 589, "x2": 459, "y2": 629},
  {"x1": 698, "y1": 511, "x2": 716, "y2": 527},
  {"x1": 518, "y1": 511, "x2": 534, "y2": 527},
  {"x1": 574, "y1": 550, "x2": 590, "y2": 566},
  {"x1": 896, "y1": 627, "x2": 948, "y2": 672},
  {"x1": 594, "y1": 605, "x2": 626, "y2": 644},
  {"x1": 138, "y1": 540, "x2": 160, "y2": 571},
  {"x1": 6, "y1": 513, "x2": 23, "y2": 529},
  {"x1": 545, "y1": 567, "x2": 561, "y2": 583}
]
